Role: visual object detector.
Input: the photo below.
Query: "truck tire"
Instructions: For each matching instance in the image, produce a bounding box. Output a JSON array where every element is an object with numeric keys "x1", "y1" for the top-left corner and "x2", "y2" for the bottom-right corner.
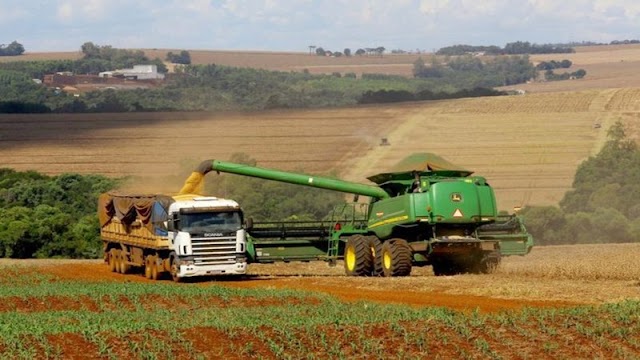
[
  {"x1": 170, "y1": 256, "x2": 182, "y2": 283},
  {"x1": 381, "y1": 239, "x2": 412, "y2": 277},
  {"x1": 366, "y1": 236, "x2": 384, "y2": 276},
  {"x1": 343, "y1": 235, "x2": 373, "y2": 276},
  {"x1": 108, "y1": 249, "x2": 118, "y2": 273},
  {"x1": 144, "y1": 255, "x2": 154, "y2": 279}
]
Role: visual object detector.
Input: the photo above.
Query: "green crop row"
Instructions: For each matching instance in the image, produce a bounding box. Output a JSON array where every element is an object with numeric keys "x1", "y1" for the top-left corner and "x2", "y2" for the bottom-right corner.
[{"x1": 0, "y1": 290, "x2": 639, "y2": 359}]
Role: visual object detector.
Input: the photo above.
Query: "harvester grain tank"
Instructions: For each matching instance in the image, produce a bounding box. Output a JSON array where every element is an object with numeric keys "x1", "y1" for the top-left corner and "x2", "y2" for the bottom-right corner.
[
  {"x1": 99, "y1": 193, "x2": 247, "y2": 281},
  {"x1": 186, "y1": 153, "x2": 533, "y2": 277}
]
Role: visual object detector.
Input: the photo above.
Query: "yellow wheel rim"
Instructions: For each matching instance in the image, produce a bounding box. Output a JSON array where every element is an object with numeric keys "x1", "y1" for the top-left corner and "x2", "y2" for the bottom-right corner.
[
  {"x1": 346, "y1": 246, "x2": 356, "y2": 271},
  {"x1": 383, "y1": 251, "x2": 392, "y2": 270}
]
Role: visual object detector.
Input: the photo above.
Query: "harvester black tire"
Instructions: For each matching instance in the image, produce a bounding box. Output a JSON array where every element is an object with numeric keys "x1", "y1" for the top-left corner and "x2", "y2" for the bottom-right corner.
[
  {"x1": 366, "y1": 236, "x2": 384, "y2": 276},
  {"x1": 381, "y1": 239, "x2": 412, "y2": 277},
  {"x1": 108, "y1": 249, "x2": 118, "y2": 273},
  {"x1": 144, "y1": 255, "x2": 154, "y2": 279},
  {"x1": 343, "y1": 235, "x2": 373, "y2": 276},
  {"x1": 432, "y1": 259, "x2": 460, "y2": 276},
  {"x1": 472, "y1": 251, "x2": 501, "y2": 274}
]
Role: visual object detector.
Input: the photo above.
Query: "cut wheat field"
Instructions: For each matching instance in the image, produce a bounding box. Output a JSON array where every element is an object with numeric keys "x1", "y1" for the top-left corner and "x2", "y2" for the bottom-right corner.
[{"x1": 3, "y1": 87, "x2": 640, "y2": 209}]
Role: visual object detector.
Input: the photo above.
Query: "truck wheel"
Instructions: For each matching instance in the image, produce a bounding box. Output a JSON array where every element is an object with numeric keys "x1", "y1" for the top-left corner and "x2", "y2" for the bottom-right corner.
[
  {"x1": 343, "y1": 235, "x2": 373, "y2": 276},
  {"x1": 366, "y1": 236, "x2": 383, "y2": 276},
  {"x1": 381, "y1": 239, "x2": 412, "y2": 277},
  {"x1": 108, "y1": 249, "x2": 118, "y2": 273},
  {"x1": 170, "y1": 258, "x2": 182, "y2": 283},
  {"x1": 144, "y1": 255, "x2": 154, "y2": 279},
  {"x1": 118, "y1": 250, "x2": 130, "y2": 274}
]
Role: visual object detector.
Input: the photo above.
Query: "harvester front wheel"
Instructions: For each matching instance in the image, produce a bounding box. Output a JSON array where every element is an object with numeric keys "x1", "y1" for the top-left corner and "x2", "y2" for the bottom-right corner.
[
  {"x1": 381, "y1": 239, "x2": 412, "y2": 277},
  {"x1": 344, "y1": 235, "x2": 373, "y2": 276},
  {"x1": 108, "y1": 249, "x2": 118, "y2": 273}
]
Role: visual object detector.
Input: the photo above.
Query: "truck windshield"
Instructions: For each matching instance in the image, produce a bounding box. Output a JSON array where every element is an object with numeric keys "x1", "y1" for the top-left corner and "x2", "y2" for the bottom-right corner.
[{"x1": 180, "y1": 212, "x2": 242, "y2": 233}]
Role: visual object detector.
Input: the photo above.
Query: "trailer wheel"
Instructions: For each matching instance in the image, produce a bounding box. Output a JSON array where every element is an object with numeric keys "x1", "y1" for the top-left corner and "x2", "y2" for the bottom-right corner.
[
  {"x1": 118, "y1": 250, "x2": 130, "y2": 274},
  {"x1": 366, "y1": 236, "x2": 383, "y2": 276},
  {"x1": 381, "y1": 239, "x2": 412, "y2": 277},
  {"x1": 144, "y1": 255, "x2": 154, "y2": 279},
  {"x1": 344, "y1": 235, "x2": 373, "y2": 276},
  {"x1": 150, "y1": 255, "x2": 159, "y2": 280},
  {"x1": 108, "y1": 249, "x2": 118, "y2": 273}
]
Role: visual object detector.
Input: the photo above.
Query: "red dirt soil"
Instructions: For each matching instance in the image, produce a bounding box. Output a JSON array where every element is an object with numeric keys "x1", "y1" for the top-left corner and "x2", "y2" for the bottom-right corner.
[{"x1": 40, "y1": 262, "x2": 577, "y2": 313}]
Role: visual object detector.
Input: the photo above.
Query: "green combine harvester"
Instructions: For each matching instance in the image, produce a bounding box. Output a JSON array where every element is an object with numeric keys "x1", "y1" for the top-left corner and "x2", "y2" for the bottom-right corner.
[{"x1": 184, "y1": 153, "x2": 533, "y2": 277}]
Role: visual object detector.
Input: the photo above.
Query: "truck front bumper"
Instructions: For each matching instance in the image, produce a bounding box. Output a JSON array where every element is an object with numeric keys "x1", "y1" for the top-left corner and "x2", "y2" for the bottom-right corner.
[{"x1": 178, "y1": 262, "x2": 247, "y2": 277}]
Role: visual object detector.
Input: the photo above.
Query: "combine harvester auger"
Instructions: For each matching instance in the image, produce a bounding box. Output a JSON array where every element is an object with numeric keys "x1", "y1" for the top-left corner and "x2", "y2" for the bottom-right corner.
[{"x1": 184, "y1": 153, "x2": 533, "y2": 277}]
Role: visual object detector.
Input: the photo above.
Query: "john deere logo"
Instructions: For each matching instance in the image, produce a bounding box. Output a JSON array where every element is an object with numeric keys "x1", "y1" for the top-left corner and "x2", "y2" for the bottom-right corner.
[{"x1": 451, "y1": 193, "x2": 462, "y2": 202}]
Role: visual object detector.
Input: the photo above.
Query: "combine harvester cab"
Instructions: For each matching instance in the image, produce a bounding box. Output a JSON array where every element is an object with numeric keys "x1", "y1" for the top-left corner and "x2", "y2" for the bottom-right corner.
[
  {"x1": 186, "y1": 153, "x2": 533, "y2": 277},
  {"x1": 99, "y1": 193, "x2": 247, "y2": 282}
]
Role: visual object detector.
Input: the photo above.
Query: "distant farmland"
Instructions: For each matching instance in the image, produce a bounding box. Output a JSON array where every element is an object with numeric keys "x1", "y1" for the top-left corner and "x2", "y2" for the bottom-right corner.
[
  {"x1": 3, "y1": 88, "x2": 640, "y2": 209},
  {"x1": 5, "y1": 43, "x2": 640, "y2": 90}
]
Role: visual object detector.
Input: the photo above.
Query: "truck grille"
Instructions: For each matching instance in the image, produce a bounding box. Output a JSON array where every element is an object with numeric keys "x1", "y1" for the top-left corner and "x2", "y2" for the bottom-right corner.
[{"x1": 191, "y1": 236, "x2": 238, "y2": 266}]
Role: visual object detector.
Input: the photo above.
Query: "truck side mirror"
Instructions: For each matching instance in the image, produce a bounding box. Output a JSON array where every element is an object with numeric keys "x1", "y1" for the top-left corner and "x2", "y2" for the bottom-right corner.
[
  {"x1": 245, "y1": 217, "x2": 254, "y2": 231},
  {"x1": 168, "y1": 213, "x2": 180, "y2": 231}
]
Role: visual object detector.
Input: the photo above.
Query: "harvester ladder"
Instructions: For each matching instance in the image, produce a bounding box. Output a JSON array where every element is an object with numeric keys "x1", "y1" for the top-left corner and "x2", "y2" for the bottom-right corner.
[{"x1": 326, "y1": 202, "x2": 369, "y2": 264}]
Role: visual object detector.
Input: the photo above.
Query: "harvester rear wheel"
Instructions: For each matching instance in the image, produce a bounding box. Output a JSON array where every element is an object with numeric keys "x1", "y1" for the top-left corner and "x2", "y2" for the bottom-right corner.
[
  {"x1": 381, "y1": 239, "x2": 412, "y2": 277},
  {"x1": 472, "y1": 251, "x2": 501, "y2": 274},
  {"x1": 432, "y1": 259, "x2": 459, "y2": 276},
  {"x1": 144, "y1": 255, "x2": 154, "y2": 279},
  {"x1": 108, "y1": 249, "x2": 118, "y2": 273},
  {"x1": 343, "y1": 235, "x2": 373, "y2": 276}
]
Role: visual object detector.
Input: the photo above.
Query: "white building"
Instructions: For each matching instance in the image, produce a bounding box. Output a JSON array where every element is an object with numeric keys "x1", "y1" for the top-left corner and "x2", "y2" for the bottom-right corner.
[{"x1": 99, "y1": 65, "x2": 164, "y2": 80}]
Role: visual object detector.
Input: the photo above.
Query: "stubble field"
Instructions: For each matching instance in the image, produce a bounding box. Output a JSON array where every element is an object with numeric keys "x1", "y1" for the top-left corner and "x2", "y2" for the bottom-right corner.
[{"x1": 0, "y1": 243, "x2": 639, "y2": 359}]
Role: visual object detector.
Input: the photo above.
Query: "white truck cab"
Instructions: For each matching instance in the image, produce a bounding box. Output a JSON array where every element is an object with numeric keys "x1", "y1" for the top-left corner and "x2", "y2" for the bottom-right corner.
[{"x1": 167, "y1": 196, "x2": 247, "y2": 280}]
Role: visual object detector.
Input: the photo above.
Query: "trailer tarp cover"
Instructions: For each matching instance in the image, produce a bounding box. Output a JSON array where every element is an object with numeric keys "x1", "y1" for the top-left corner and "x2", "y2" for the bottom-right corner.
[
  {"x1": 98, "y1": 193, "x2": 174, "y2": 235},
  {"x1": 367, "y1": 153, "x2": 473, "y2": 184}
]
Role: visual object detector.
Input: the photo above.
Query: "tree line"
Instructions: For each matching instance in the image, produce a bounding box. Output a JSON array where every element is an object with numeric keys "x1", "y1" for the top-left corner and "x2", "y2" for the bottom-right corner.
[
  {"x1": 0, "y1": 170, "x2": 118, "y2": 258},
  {"x1": 437, "y1": 41, "x2": 575, "y2": 56},
  {"x1": 0, "y1": 41, "x2": 25, "y2": 56},
  {"x1": 412, "y1": 55, "x2": 538, "y2": 87},
  {"x1": 521, "y1": 121, "x2": 640, "y2": 245},
  {"x1": 0, "y1": 42, "x2": 544, "y2": 113},
  {"x1": 0, "y1": 153, "x2": 346, "y2": 259}
]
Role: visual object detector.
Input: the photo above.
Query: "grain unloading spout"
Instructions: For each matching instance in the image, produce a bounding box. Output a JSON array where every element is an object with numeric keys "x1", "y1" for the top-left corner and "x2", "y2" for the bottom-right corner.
[
  {"x1": 178, "y1": 159, "x2": 216, "y2": 195},
  {"x1": 180, "y1": 159, "x2": 390, "y2": 199}
]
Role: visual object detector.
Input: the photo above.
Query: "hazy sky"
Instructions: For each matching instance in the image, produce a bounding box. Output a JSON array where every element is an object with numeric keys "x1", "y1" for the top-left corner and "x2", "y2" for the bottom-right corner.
[{"x1": 1, "y1": 0, "x2": 638, "y2": 52}]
